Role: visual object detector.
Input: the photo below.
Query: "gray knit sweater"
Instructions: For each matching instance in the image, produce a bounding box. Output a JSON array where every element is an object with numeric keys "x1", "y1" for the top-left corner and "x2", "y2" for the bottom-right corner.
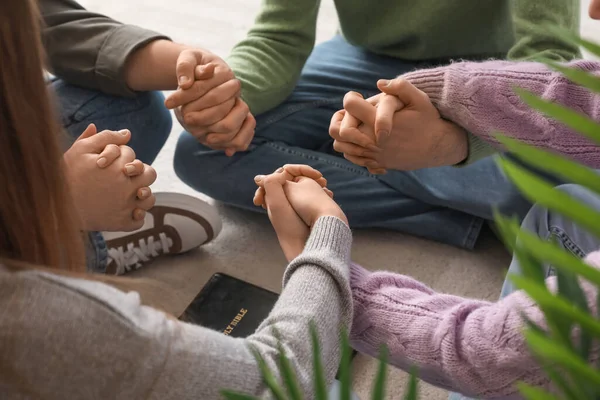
[{"x1": 0, "y1": 216, "x2": 353, "y2": 399}]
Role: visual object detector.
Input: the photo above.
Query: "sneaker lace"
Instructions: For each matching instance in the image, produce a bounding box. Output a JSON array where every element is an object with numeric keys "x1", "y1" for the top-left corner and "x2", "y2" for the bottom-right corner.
[{"x1": 107, "y1": 232, "x2": 173, "y2": 275}]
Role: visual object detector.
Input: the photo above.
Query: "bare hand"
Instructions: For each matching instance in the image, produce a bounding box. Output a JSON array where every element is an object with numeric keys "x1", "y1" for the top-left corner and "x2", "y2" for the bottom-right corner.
[
  {"x1": 253, "y1": 165, "x2": 343, "y2": 261},
  {"x1": 64, "y1": 124, "x2": 157, "y2": 232},
  {"x1": 253, "y1": 164, "x2": 330, "y2": 209},
  {"x1": 253, "y1": 168, "x2": 310, "y2": 261},
  {"x1": 330, "y1": 80, "x2": 468, "y2": 172},
  {"x1": 95, "y1": 137, "x2": 150, "y2": 179},
  {"x1": 329, "y1": 93, "x2": 386, "y2": 174},
  {"x1": 164, "y1": 49, "x2": 256, "y2": 156}
]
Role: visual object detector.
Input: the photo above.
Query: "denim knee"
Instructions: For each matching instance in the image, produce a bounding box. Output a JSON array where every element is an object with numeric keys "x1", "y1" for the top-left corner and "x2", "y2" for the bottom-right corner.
[
  {"x1": 523, "y1": 183, "x2": 600, "y2": 259},
  {"x1": 555, "y1": 183, "x2": 596, "y2": 200},
  {"x1": 524, "y1": 184, "x2": 596, "y2": 225}
]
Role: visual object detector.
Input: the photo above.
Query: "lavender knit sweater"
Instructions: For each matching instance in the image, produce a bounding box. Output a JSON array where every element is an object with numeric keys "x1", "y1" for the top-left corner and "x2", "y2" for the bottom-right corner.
[
  {"x1": 349, "y1": 59, "x2": 600, "y2": 398},
  {"x1": 402, "y1": 60, "x2": 600, "y2": 167},
  {"x1": 350, "y1": 253, "x2": 600, "y2": 399}
]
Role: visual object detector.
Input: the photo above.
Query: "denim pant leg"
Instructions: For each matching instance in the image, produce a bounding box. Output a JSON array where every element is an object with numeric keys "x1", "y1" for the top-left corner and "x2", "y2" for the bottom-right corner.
[
  {"x1": 174, "y1": 35, "x2": 531, "y2": 249},
  {"x1": 500, "y1": 184, "x2": 600, "y2": 297},
  {"x1": 52, "y1": 79, "x2": 172, "y2": 164},
  {"x1": 449, "y1": 184, "x2": 600, "y2": 400},
  {"x1": 52, "y1": 80, "x2": 173, "y2": 272},
  {"x1": 86, "y1": 232, "x2": 108, "y2": 274}
]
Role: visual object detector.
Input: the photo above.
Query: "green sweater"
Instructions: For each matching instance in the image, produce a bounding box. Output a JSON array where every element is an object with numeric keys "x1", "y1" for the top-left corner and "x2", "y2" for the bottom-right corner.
[{"x1": 227, "y1": 0, "x2": 580, "y2": 117}]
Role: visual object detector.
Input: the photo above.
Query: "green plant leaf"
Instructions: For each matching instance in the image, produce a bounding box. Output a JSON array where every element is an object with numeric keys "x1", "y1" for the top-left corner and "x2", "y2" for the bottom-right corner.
[
  {"x1": 221, "y1": 390, "x2": 261, "y2": 400},
  {"x1": 495, "y1": 136, "x2": 600, "y2": 197},
  {"x1": 510, "y1": 274, "x2": 600, "y2": 339},
  {"x1": 402, "y1": 367, "x2": 419, "y2": 400},
  {"x1": 493, "y1": 210, "x2": 520, "y2": 252},
  {"x1": 529, "y1": 346, "x2": 591, "y2": 399},
  {"x1": 597, "y1": 291, "x2": 600, "y2": 370},
  {"x1": 495, "y1": 214, "x2": 549, "y2": 283},
  {"x1": 555, "y1": 269, "x2": 591, "y2": 358},
  {"x1": 310, "y1": 323, "x2": 328, "y2": 400},
  {"x1": 498, "y1": 157, "x2": 600, "y2": 239},
  {"x1": 521, "y1": 313, "x2": 548, "y2": 339},
  {"x1": 514, "y1": 244, "x2": 548, "y2": 285},
  {"x1": 511, "y1": 226, "x2": 600, "y2": 287},
  {"x1": 338, "y1": 329, "x2": 352, "y2": 400},
  {"x1": 525, "y1": 329, "x2": 600, "y2": 383},
  {"x1": 554, "y1": 265, "x2": 592, "y2": 359},
  {"x1": 371, "y1": 346, "x2": 388, "y2": 400},
  {"x1": 542, "y1": 60, "x2": 600, "y2": 94},
  {"x1": 514, "y1": 88, "x2": 600, "y2": 144},
  {"x1": 517, "y1": 382, "x2": 560, "y2": 400},
  {"x1": 510, "y1": 274, "x2": 573, "y2": 346},
  {"x1": 541, "y1": 365, "x2": 583, "y2": 400},
  {"x1": 276, "y1": 342, "x2": 302, "y2": 400},
  {"x1": 250, "y1": 347, "x2": 288, "y2": 400}
]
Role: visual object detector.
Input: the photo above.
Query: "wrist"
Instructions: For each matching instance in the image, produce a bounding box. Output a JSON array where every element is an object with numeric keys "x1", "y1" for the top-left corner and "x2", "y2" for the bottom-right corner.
[
  {"x1": 400, "y1": 67, "x2": 446, "y2": 105},
  {"x1": 312, "y1": 211, "x2": 348, "y2": 228},
  {"x1": 125, "y1": 40, "x2": 190, "y2": 91},
  {"x1": 435, "y1": 120, "x2": 468, "y2": 166},
  {"x1": 280, "y1": 237, "x2": 307, "y2": 262}
]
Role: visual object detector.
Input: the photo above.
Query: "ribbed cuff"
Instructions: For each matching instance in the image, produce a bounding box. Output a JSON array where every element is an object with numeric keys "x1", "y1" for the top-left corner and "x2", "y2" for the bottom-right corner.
[
  {"x1": 282, "y1": 216, "x2": 352, "y2": 287},
  {"x1": 303, "y1": 216, "x2": 352, "y2": 257},
  {"x1": 454, "y1": 133, "x2": 498, "y2": 167},
  {"x1": 401, "y1": 67, "x2": 446, "y2": 104}
]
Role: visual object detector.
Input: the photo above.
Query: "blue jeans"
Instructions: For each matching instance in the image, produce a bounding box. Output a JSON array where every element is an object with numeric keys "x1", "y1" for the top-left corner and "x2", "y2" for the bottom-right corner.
[
  {"x1": 51, "y1": 79, "x2": 172, "y2": 272},
  {"x1": 174, "y1": 36, "x2": 532, "y2": 249},
  {"x1": 450, "y1": 184, "x2": 600, "y2": 400}
]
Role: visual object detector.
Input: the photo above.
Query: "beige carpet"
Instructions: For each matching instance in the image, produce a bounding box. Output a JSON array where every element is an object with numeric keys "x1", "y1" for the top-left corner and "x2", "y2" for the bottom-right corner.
[{"x1": 77, "y1": 0, "x2": 598, "y2": 398}]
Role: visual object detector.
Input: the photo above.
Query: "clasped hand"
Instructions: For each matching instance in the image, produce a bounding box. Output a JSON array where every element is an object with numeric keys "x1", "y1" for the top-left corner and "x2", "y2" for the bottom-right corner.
[
  {"x1": 252, "y1": 165, "x2": 347, "y2": 262},
  {"x1": 64, "y1": 124, "x2": 157, "y2": 232},
  {"x1": 329, "y1": 79, "x2": 468, "y2": 174},
  {"x1": 164, "y1": 49, "x2": 256, "y2": 156}
]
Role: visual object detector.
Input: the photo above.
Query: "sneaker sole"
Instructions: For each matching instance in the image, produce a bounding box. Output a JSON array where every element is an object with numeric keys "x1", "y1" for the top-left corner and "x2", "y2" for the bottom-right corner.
[{"x1": 153, "y1": 192, "x2": 223, "y2": 244}]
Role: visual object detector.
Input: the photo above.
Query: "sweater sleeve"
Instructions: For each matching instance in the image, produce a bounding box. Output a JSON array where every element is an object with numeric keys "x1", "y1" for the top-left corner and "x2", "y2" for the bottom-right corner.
[
  {"x1": 508, "y1": 0, "x2": 581, "y2": 62},
  {"x1": 402, "y1": 59, "x2": 600, "y2": 168},
  {"x1": 226, "y1": 0, "x2": 320, "y2": 116},
  {"x1": 3, "y1": 216, "x2": 352, "y2": 399},
  {"x1": 349, "y1": 258, "x2": 599, "y2": 399},
  {"x1": 40, "y1": 0, "x2": 169, "y2": 97}
]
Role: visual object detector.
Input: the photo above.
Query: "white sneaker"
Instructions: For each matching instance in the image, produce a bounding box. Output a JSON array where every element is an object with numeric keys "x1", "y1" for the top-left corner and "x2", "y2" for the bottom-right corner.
[{"x1": 103, "y1": 192, "x2": 222, "y2": 275}]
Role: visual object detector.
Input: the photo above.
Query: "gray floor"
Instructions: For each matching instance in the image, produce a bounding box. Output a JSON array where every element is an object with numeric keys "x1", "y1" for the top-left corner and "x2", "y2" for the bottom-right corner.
[{"x1": 78, "y1": 0, "x2": 599, "y2": 398}]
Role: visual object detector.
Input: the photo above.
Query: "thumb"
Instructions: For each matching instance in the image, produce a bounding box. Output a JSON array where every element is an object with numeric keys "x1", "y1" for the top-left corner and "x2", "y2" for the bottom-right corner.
[
  {"x1": 373, "y1": 94, "x2": 403, "y2": 141},
  {"x1": 84, "y1": 129, "x2": 131, "y2": 153},
  {"x1": 176, "y1": 49, "x2": 199, "y2": 89},
  {"x1": 76, "y1": 123, "x2": 97, "y2": 141},
  {"x1": 377, "y1": 78, "x2": 428, "y2": 108},
  {"x1": 194, "y1": 63, "x2": 216, "y2": 80}
]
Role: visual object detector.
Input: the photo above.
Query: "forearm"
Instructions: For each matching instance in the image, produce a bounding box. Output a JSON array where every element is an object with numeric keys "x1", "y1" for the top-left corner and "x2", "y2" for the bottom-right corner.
[
  {"x1": 403, "y1": 60, "x2": 600, "y2": 168},
  {"x1": 349, "y1": 263, "x2": 547, "y2": 398},
  {"x1": 169, "y1": 216, "x2": 354, "y2": 397},
  {"x1": 270, "y1": 216, "x2": 354, "y2": 389},
  {"x1": 41, "y1": 0, "x2": 169, "y2": 96},
  {"x1": 124, "y1": 40, "x2": 189, "y2": 91},
  {"x1": 226, "y1": 0, "x2": 319, "y2": 115},
  {"x1": 21, "y1": 217, "x2": 352, "y2": 399}
]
